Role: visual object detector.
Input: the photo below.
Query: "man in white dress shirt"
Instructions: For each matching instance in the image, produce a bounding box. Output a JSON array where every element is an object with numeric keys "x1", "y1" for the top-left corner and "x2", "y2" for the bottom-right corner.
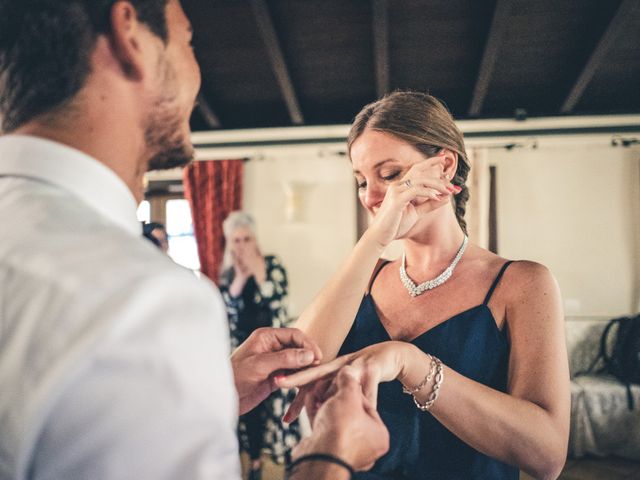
[{"x1": 0, "y1": 1, "x2": 389, "y2": 479}]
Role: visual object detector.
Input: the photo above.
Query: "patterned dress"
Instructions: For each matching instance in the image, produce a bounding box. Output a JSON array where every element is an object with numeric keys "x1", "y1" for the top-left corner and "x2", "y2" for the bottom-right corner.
[{"x1": 219, "y1": 255, "x2": 301, "y2": 463}]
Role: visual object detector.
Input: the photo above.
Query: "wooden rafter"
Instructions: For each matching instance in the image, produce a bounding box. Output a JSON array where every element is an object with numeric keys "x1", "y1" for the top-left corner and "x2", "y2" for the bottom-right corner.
[
  {"x1": 561, "y1": 0, "x2": 639, "y2": 113},
  {"x1": 373, "y1": 0, "x2": 390, "y2": 98},
  {"x1": 250, "y1": 0, "x2": 305, "y2": 125},
  {"x1": 468, "y1": 0, "x2": 511, "y2": 116},
  {"x1": 196, "y1": 93, "x2": 221, "y2": 129}
]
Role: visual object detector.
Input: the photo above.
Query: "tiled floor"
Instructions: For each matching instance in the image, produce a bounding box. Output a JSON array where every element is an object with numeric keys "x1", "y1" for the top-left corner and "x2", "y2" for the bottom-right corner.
[{"x1": 243, "y1": 454, "x2": 640, "y2": 479}]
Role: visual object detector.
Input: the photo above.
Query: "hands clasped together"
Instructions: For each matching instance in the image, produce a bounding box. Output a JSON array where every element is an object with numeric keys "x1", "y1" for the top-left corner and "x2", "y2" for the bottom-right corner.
[{"x1": 232, "y1": 328, "x2": 404, "y2": 472}]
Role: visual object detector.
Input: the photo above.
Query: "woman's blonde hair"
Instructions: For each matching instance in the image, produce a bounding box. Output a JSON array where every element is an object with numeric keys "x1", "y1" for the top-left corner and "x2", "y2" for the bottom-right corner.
[{"x1": 348, "y1": 91, "x2": 470, "y2": 234}]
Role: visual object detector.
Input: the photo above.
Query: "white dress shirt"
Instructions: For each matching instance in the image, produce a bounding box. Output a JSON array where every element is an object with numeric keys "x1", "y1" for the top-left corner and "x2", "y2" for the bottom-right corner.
[{"x1": 0, "y1": 135, "x2": 241, "y2": 480}]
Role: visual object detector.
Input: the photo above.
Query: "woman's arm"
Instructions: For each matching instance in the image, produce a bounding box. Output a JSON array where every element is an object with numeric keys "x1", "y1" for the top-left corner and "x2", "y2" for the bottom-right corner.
[{"x1": 295, "y1": 230, "x2": 385, "y2": 358}]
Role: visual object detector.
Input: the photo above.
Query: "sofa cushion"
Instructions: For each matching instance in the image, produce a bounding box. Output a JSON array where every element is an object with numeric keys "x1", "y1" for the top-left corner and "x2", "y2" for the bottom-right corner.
[{"x1": 570, "y1": 375, "x2": 640, "y2": 460}]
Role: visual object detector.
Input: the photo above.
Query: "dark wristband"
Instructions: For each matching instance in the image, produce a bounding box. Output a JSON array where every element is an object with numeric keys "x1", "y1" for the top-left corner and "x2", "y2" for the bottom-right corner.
[{"x1": 286, "y1": 453, "x2": 355, "y2": 479}]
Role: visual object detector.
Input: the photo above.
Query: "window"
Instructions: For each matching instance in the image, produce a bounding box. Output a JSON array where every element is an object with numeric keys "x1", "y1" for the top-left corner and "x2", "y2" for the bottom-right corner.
[
  {"x1": 141, "y1": 179, "x2": 200, "y2": 272},
  {"x1": 136, "y1": 200, "x2": 150, "y2": 223},
  {"x1": 165, "y1": 199, "x2": 200, "y2": 271}
]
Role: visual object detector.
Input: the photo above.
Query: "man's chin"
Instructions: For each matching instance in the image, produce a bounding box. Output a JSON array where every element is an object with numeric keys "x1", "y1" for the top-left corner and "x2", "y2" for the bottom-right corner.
[{"x1": 147, "y1": 142, "x2": 195, "y2": 171}]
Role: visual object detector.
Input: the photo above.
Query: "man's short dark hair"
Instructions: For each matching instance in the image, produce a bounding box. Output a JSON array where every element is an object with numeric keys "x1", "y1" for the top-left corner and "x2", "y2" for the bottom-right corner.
[{"x1": 0, "y1": 0, "x2": 170, "y2": 133}]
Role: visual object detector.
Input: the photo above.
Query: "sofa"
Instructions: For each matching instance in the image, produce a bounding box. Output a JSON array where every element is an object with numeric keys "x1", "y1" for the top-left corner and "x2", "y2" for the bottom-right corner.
[{"x1": 566, "y1": 318, "x2": 640, "y2": 460}]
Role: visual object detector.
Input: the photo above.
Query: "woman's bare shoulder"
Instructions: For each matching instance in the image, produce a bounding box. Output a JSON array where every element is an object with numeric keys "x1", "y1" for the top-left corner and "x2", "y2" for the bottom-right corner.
[
  {"x1": 499, "y1": 260, "x2": 561, "y2": 313},
  {"x1": 505, "y1": 260, "x2": 555, "y2": 285},
  {"x1": 469, "y1": 245, "x2": 553, "y2": 283},
  {"x1": 467, "y1": 246, "x2": 558, "y2": 303}
]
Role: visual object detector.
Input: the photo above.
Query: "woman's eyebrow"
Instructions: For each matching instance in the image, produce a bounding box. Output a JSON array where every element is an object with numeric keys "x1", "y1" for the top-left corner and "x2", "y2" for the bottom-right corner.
[{"x1": 353, "y1": 158, "x2": 398, "y2": 174}]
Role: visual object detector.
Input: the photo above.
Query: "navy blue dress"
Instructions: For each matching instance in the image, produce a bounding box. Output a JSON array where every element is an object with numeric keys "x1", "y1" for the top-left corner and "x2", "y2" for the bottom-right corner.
[{"x1": 339, "y1": 261, "x2": 519, "y2": 480}]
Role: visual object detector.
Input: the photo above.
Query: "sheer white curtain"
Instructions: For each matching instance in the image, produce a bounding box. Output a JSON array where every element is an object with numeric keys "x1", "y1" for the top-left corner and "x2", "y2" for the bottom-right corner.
[{"x1": 465, "y1": 147, "x2": 491, "y2": 249}]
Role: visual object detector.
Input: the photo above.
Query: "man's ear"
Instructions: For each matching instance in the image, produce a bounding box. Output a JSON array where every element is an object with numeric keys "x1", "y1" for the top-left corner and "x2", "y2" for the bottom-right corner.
[
  {"x1": 441, "y1": 149, "x2": 459, "y2": 180},
  {"x1": 108, "y1": 2, "x2": 148, "y2": 81}
]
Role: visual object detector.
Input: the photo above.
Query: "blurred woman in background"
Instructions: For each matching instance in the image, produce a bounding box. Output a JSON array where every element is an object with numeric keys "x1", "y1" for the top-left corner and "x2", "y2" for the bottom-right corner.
[{"x1": 219, "y1": 211, "x2": 300, "y2": 480}]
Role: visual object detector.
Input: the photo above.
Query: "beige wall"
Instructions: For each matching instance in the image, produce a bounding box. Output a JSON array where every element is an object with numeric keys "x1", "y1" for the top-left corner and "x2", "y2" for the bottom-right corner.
[
  {"x1": 491, "y1": 141, "x2": 640, "y2": 318},
  {"x1": 241, "y1": 147, "x2": 357, "y2": 318}
]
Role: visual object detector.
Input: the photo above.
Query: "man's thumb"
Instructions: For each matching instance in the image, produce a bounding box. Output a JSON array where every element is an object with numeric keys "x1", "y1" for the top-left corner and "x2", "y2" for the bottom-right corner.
[{"x1": 261, "y1": 348, "x2": 315, "y2": 375}]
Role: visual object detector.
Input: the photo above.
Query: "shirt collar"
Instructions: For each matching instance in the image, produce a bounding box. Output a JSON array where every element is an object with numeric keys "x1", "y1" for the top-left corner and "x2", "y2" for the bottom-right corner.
[{"x1": 0, "y1": 134, "x2": 141, "y2": 237}]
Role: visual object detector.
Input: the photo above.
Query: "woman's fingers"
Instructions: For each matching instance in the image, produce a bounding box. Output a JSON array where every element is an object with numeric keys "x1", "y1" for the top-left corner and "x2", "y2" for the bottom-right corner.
[
  {"x1": 399, "y1": 156, "x2": 459, "y2": 195},
  {"x1": 283, "y1": 386, "x2": 308, "y2": 423},
  {"x1": 309, "y1": 376, "x2": 339, "y2": 424},
  {"x1": 402, "y1": 155, "x2": 444, "y2": 177},
  {"x1": 275, "y1": 354, "x2": 353, "y2": 388},
  {"x1": 405, "y1": 175, "x2": 455, "y2": 195},
  {"x1": 397, "y1": 183, "x2": 447, "y2": 203},
  {"x1": 283, "y1": 374, "x2": 338, "y2": 424}
]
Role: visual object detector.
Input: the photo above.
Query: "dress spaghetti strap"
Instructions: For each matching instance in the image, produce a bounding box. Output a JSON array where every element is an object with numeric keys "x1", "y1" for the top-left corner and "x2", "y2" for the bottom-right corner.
[
  {"x1": 483, "y1": 261, "x2": 515, "y2": 305},
  {"x1": 366, "y1": 259, "x2": 391, "y2": 294}
]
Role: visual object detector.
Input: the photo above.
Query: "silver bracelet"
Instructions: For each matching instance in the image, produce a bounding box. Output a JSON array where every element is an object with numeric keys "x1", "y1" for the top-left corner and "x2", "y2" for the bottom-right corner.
[
  {"x1": 402, "y1": 356, "x2": 444, "y2": 412},
  {"x1": 401, "y1": 354, "x2": 435, "y2": 395},
  {"x1": 414, "y1": 357, "x2": 444, "y2": 411}
]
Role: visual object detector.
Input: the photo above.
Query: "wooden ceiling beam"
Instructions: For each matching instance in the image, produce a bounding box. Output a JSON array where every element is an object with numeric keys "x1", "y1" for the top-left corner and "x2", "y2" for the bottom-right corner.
[
  {"x1": 373, "y1": 0, "x2": 390, "y2": 98},
  {"x1": 560, "y1": 0, "x2": 639, "y2": 113},
  {"x1": 250, "y1": 0, "x2": 305, "y2": 125},
  {"x1": 196, "y1": 93, "x2": 221, "y2": 129},
  {"x1": 468, "y1": 0, "x2": 511, "y2": 117}
]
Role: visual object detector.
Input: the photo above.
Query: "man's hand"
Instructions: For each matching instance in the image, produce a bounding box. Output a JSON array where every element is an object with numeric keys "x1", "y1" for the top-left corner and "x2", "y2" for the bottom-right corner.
[
  {"x1": 291, "y1": 366, "x2": 390, "y2": 473},
  {"x1": 231, "y1": 327, "x2": 322, "y2": 414}
]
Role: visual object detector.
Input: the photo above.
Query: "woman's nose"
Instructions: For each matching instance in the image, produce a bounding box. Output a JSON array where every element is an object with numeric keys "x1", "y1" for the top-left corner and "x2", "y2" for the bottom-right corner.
[{"x1": 363, "y1": 184, "x2": 385, "y2": 210}]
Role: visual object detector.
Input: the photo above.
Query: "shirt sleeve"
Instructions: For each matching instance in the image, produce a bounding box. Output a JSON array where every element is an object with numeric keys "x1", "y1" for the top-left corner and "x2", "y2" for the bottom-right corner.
[{"x1": 29, "y1": 273, "x2": 241, "y2": 480}]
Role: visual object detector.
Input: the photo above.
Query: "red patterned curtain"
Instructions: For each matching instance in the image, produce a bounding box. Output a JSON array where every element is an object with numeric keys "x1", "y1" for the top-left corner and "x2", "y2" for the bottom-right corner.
[{"x1": 183, "y1": 159, "x2": 244, "y2": 284}]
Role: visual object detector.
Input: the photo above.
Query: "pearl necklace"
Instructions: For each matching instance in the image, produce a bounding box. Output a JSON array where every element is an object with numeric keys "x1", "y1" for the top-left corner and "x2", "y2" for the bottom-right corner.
[{"x1": 399, "y1": 235, "x2": 468, "y2": 297}]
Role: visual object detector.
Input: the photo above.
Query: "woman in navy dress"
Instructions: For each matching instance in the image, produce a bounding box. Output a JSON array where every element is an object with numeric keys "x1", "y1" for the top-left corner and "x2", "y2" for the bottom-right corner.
[{"x1": 279, "y1": 92, "x2": 570, "y2": 480}]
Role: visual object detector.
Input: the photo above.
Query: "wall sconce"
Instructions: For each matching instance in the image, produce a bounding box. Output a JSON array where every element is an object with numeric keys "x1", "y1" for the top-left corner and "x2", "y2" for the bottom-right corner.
[{"x1": 282, "y1": 181, "x2": 315, "y2": 223}]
